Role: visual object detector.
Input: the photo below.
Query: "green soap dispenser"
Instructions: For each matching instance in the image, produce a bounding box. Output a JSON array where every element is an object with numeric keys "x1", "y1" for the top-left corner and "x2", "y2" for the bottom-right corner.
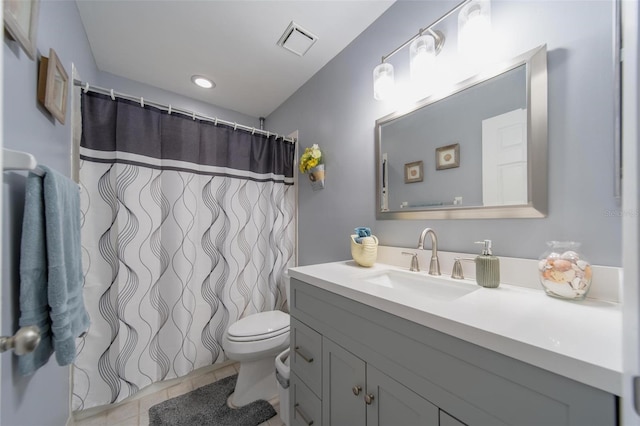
[{"x1": 474, "y1": 240, "x2": 500, "y2": 288}]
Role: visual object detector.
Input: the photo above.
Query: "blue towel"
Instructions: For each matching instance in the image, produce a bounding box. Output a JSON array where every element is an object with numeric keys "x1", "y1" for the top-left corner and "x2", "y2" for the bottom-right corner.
[
  {"x1": 18, "y1": 172, "x2": 53, "y2": 374},
  {"x1": 18, "y1": 166, "x2": 89, "y2": 375},
  {"x1": 354, "y1": 227, "x2": 371, "y2": 244}
]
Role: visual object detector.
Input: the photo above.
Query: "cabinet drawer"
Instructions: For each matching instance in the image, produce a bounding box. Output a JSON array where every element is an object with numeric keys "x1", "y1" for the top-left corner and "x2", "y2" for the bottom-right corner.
[
  {"x1": 291, "y1": 317, "x2": 322, "y2": 397},
  {"x1": 291, "y1": 372, "x2": 322, "y2": 426}
]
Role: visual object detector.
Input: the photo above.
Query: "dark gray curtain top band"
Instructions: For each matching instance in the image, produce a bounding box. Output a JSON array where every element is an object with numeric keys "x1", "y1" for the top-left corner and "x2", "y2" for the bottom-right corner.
[{"x1": 80, "y1": 92, "x2": 295, "y2": 180}]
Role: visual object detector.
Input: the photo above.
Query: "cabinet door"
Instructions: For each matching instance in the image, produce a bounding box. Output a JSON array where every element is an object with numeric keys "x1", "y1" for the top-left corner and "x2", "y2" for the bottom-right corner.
[
  {"x1": 323, "y1": 337, "x2": 366, "y2": 426},
  {"x1": 366, "y1": 365, "x2": 439, "y2": 426}
]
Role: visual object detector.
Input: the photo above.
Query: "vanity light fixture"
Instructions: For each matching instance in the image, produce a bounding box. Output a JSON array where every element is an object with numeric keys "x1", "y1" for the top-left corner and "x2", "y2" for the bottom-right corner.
[
  {"x1": 410, "y1": 29, "x2": 445, "y2": 89},
  {"x1": 372, "y1": 0, "x2": 492, "y2": 100},
  {"x1": 373, "y1": 62, "x2": 395, "y2": 101},
  {"x1": 458, "y1": 0, "x2": 492, "y2": 63},
  {"x1": 191, "y1": 75, "x2": 215, "y2": 89}
]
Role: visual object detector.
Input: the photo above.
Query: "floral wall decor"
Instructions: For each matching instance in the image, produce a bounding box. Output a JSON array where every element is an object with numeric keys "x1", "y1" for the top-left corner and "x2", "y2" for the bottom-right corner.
[{"x1": 300, "y1": 143, "x2": 324, "y2": 191}]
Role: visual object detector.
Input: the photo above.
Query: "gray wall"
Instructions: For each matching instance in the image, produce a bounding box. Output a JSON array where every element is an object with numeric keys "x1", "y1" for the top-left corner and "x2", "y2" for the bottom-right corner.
[
  {"x1": 2, "y1": 2, "x2": 99, "y2": 425},
  {"x1": 98, "y1": 71, "x2": 261, "y2": 129},
  {"x1": 267, "y1": 0, "x2": 621, "y2": 267},
  {"x1": 2, "y1": 2, "x2": 263, "y2": 424}
]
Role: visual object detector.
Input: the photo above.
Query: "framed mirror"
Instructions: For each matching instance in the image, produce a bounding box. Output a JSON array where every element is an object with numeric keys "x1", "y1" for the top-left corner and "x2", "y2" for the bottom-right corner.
[{"x1": 376, "y1": 45, "x2": 547, "y2": 219}]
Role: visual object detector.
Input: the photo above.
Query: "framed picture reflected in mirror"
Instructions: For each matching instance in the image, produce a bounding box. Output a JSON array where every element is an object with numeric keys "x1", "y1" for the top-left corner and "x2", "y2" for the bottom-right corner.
[
  {"x1": 404, "y1": 160, "x2": 423, "y2": 183},
  {"x1": 436, "y1": 143, "x2": 460, "y2": 170}
]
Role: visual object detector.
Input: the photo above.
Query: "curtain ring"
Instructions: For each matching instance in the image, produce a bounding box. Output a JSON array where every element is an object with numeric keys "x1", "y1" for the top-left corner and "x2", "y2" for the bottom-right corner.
[
  {"x1": 140, "y1": 97, "x2": 144, "y2": 107},
  {"x1": 168, "y1": 104, "x2": 172, "y2": 115},
  {"x1": 83, "y1": 82, "x2": 90, "y2": 93},
  {"x1": 110, "y1": 89, "x2": 115, "y2": 101},
  {"x1": 193, "y1": 111, "x2": 196, "y2": 120},
  {"x1": 233, "y1": 123, "x2": 237, "y2": 131},
  {"x1": 251, "y1": 128, "x2": 255, "y2": 135},
  {"x1": 214, "y1": 118, "x2": 218, "y2": 126},
  {"x1": 266, "y1": 131, "x2": 270, "y2": 138}
]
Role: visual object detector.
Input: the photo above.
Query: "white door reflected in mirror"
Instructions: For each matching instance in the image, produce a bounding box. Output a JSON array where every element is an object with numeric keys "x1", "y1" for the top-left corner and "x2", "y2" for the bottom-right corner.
[{"x1": 482, "y1": 108, "x2": 527, "y2": 206}]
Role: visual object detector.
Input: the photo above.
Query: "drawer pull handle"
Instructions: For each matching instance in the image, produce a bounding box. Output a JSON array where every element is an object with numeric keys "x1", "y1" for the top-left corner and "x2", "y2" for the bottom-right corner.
[
  {"x1": 295, "y1": 346, "x2": 314, "y2": 363},
  {"x1": 295, "y1": 403, "x2": 314, "y2": 425},
  {"x1": 365, "y1": 393, "x2": 375, "y2": 405},
  {"x1": 352, "y1": 385, "x2": 362, "y2": 396}
]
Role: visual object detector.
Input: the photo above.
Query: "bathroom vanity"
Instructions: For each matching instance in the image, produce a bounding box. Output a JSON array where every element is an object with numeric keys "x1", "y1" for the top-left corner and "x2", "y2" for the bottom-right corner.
[{"x1": 288, "y1": 260, "x2": 620, "y2": 426}]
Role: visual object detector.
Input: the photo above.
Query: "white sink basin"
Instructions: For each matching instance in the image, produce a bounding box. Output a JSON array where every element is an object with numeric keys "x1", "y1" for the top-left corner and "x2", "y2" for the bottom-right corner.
[{"x1": 360, "y1": 269, "x2": 479, "y2": 302}]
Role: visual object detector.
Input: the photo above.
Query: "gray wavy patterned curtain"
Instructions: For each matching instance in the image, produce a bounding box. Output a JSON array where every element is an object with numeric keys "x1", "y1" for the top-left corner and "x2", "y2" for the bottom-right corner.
[{"x1": 73, "y1": 92, "x2": 296, "y2": 410}]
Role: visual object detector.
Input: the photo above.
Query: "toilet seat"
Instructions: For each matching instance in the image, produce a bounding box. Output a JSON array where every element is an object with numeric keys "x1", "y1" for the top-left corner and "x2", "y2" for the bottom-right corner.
[{"x1": 226, "y1": 311, "x2": 290, "y2": 342}]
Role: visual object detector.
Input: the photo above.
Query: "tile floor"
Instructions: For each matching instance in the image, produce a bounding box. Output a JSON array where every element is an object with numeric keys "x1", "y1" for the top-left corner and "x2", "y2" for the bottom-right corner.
[{"x1": 73, "y1": 362, "x2": 285, "y2": 426}]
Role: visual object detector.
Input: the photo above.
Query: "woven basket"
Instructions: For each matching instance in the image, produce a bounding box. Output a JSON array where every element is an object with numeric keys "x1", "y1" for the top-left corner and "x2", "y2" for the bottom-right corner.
[{"x1": 350, "y1": 235, "x2": 378, "y2": 267}]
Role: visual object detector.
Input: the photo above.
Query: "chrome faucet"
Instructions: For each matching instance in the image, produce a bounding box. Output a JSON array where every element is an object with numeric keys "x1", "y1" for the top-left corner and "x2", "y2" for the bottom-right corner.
[{"x1": 418, "y1": 228, "x2": 441, "y2": 275}]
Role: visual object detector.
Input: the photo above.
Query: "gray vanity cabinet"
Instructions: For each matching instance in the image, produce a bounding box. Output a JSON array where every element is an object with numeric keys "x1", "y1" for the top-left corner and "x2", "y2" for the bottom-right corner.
[
  {"x1": 322, "y1": 337, "x2": 366, "y2": 424},
  {"x1": 291, "y1": 372, "x2": 322, "y2": 426},
  {"x1": 366, "y1": 361, "x2": 441, "y2": 425},
  {"x1": 323, "y1": 336, "x2": 439, "y2": 426},
  {"x1": 289, "y1": 277, "x2": 617, "y2": 426},
  {"x1": 440, "y1": 411, "x2": 468, "y2": 426},
  {"x1": 290, "y1": 317, "x2": 324, "y2": 426}
]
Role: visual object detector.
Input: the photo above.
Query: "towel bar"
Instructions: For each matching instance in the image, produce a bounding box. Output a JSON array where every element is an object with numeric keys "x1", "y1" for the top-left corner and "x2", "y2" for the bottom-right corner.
[{"x1": 3, "y1": 148, "x2": 44, "y2": 176}]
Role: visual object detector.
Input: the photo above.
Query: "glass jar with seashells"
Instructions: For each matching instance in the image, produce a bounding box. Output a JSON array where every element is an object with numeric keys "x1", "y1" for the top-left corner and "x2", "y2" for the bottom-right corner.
[{"x1": 538, "y1": 241, "x2": 592, "y2": 300}]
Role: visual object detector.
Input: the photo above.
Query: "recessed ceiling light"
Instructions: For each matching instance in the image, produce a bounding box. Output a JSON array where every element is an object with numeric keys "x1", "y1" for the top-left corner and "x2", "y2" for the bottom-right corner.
[{"x1": 191, "y1": 75, "x2": 215, "y2": 89}]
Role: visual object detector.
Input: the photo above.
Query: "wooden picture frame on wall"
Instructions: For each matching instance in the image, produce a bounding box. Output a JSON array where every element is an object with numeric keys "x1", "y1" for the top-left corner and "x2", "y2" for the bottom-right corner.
[
  {"x1": 38, "y1": 48, "x2": 68, "y2": 124},
  {"x1": 436, "y1": 143, "x2": 460, "y2": 170},
  {"x1": 404, "y1": 160, "x2": 423, "y2": 183},
  {"x1": 3, "y1": 0, "x2": 40, "y2": 60}
]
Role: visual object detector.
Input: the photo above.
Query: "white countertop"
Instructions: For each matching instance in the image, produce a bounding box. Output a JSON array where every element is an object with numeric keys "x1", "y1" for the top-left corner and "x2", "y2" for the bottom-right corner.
[{"x1": 289, "y1": 260, "x2": 623, "y2": 396}]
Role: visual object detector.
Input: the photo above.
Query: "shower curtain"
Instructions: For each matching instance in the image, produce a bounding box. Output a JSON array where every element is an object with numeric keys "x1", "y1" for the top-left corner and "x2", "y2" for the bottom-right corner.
[{"x1": 72, "y1": 92, "x2": 296, "y2": 410}]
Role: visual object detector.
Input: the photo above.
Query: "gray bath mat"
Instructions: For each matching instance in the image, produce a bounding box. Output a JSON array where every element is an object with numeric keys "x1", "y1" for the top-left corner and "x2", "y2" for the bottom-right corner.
[{"x1": 149, "y1": 374, "x2": 276, "y2": 426}]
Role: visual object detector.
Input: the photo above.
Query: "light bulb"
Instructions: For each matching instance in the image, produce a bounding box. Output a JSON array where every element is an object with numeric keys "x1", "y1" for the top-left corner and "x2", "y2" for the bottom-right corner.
[
  {"x1": 458, "y1": 0, "x2": 492, "y2": 64},
  {"x1": 373, "y1": 62, "x2": 394, "y2": 100},
  {"x1": 410, "y1": 34, "x2": 436, "y2": 91}
]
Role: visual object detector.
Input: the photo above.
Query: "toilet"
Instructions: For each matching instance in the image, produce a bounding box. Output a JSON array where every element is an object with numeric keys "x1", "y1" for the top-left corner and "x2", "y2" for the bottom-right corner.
[{"x1": 222, "y1": 272, "x2": 291, "y2": 407}]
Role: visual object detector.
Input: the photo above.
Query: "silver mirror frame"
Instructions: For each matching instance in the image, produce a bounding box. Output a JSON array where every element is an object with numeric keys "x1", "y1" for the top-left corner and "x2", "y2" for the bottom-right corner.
[{"x1": 375, "y1": 44, "x2": 548, "y2": 219}]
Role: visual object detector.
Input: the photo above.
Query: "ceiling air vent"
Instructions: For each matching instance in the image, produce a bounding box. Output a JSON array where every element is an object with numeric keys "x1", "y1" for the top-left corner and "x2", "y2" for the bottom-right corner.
[{"x1": 277, "y1": 21, "x2": 318, "y2": 56}]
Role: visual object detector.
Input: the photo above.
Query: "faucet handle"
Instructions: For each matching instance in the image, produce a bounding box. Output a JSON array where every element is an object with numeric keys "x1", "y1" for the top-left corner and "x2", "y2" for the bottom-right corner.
[
  {"x1": 452, "y1": 258, "x2": 464, "y2": 279},
  {"x1": 401, "y1": 252, "x2": 420, "y2": 272},
  {"x1": 451, "y1": 257, "x2": 476, "y2": 279}
]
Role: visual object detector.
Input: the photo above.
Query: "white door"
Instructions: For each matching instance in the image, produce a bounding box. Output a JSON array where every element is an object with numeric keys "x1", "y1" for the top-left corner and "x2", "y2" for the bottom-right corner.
[{"x1": 481, "y1": 108, "x2": 527, "y2": 206}]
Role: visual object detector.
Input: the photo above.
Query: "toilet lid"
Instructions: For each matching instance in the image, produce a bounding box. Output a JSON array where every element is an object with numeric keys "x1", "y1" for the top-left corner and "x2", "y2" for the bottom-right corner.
[{"x1": 227, "y1": 311, "x2": 290, "y2": 342}]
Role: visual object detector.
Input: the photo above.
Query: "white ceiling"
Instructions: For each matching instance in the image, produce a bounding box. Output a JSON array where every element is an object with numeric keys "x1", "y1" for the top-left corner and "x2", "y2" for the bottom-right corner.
[{"x1": 76, "y1": 1, "x2": 395, "y2": 118}]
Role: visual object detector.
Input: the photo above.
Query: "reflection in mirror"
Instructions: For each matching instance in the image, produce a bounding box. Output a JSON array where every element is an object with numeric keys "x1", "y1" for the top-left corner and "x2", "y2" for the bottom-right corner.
[{"x1": 376, "y1": 45, "x2": 547, "y2": 219}]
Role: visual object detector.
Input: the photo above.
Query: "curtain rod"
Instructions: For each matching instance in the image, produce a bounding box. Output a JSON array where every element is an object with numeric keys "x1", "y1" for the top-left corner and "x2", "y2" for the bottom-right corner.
[{"x1": 73, "y1": 79, "x2": 296, "y2": 144}]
